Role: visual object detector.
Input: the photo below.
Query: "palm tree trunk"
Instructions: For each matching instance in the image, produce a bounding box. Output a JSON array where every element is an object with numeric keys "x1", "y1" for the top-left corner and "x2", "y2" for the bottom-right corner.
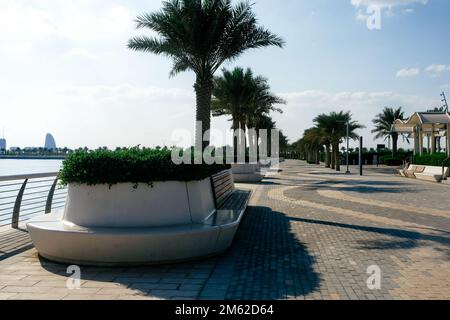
[
  {"x1": 392, "y1": 133, "x2": 399, "y2": 157},
  {"x1": 194, "y1": 76, "x2": 213, "y2": 152},
  {"x1": 232, "y1": 119, "x2": 239, "y2": 159},
  {"x1": 325, "y1": 144, "x2": 331, "y2": 168},
  {"x1": 331, "y1": 144, "x2": 336, "y2": 169},
  {"x1": 333, "y1": 143, "x2": 340, "y2": 171},
  {"x1": 239, "y1": 120, "x2": 247, "y2": 159}
]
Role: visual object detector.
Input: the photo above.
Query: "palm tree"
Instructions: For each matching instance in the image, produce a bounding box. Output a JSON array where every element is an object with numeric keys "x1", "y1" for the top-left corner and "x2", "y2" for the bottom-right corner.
[
  {"x1": 245, "y1": 75, "x2": 285, "y2": 152},
  {"x1": 212, "y1": 67, "x2": 255, "y2": 153},
  {"x1": 254, "y1": 114, "x2": 276, "y2": 157},
  {"x1": 128, "y1": 0, "x2": 284, "y2": 151},
  {"x1": 212, "y1": 67, "x2": 284, "y2": 155},
  {"x1": 314, "y1": 111, "x2": 364, "y2": 171},
  {"x1": 301, "y1": 127, "x2": 325, "y2": 164},
  {"x1": 372, "y1": 107, "x2": 407, "y2": 156}
]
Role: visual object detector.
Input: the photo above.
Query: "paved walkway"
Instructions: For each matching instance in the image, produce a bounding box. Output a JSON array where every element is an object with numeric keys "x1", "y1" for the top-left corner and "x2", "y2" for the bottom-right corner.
[{"x1": 1, "y1": 160, "x2": 449, "y2": 300}]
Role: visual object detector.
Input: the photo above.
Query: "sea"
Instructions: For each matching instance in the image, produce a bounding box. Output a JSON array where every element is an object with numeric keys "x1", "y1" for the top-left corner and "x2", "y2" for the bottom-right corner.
[{"x1": 0, "y1": 159, "x2": 63, "y2": 176}]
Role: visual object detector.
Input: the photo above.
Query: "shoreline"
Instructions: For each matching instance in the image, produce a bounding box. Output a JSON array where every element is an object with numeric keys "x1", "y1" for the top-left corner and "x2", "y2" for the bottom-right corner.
[{"x1": 0, "y1": 156, "x2": 66, "y2": 160}]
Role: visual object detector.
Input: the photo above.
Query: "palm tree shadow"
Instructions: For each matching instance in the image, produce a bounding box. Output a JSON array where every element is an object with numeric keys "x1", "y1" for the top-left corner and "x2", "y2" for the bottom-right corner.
[
  {"x1": 288, "y1": 217, "x2": 450, "y2": 252},
  {"x1": 36, "y1": 206, "x2": 320, "y2": 300},
  {"x1": 222, "y1": 206, "x2": 320, "y2": 299}
]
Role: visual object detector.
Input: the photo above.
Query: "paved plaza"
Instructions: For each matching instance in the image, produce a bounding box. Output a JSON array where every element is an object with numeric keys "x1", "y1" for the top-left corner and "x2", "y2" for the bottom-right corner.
[{"x1": 1, "y1": 160, "x2": 449, "y2": 300}]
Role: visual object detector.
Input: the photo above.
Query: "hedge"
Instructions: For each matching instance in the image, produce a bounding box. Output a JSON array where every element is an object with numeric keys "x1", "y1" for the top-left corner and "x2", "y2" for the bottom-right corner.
[
  {"x1": 414, "y1": 153, "x2": 449, "y2": 166},
  {"x1": 59, "y1": 147, "x2": 230, "y2": 186},
  {"x1": 380, "y1": 155, "x2": 404, "y2": 166}
]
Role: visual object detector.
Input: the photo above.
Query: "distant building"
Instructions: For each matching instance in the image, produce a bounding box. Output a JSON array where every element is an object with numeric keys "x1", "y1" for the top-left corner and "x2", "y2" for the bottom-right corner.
[
  {"x1": 44, "y1": 133, "x2": 57, "y2": 150},
  {"x1": 0, "y1": 138, "x2": 6, "y2": 154}
]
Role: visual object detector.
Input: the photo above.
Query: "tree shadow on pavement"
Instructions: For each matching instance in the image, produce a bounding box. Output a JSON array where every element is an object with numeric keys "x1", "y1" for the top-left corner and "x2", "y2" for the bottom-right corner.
[
  {"x1": 222, "y1": 206, "x2": 320, "y2": 299},
  {"x1": 288, "y1": 217, "x2": 450, "y2": 252}
]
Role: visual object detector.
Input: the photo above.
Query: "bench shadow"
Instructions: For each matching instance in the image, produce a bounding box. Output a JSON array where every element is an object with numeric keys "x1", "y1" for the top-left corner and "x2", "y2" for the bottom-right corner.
[{"x1": 35, "y1": 205, "x2": 320, "y2": 300}]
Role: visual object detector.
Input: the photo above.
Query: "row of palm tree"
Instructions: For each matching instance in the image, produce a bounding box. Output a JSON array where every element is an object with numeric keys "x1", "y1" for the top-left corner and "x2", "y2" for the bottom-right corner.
[
  {"x1": 296, "y1": 111, "x2": 364, "y2": 171},
  {"x1": 211, "y1": 67, "x2": 285, "y2": 154},
  {"x1": 128, "y1": 0, "x2": 285, "y2": 152},
  {"x1": 296, "y1": 107, "x2": 411, "y2": 170}
]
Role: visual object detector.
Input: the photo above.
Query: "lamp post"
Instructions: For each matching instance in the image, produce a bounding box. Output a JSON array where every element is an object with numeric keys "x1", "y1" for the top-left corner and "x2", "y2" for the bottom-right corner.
[
  {"x1": 345, "y1": 122, "x2": 350, "y2": 174},
  {"x1": 335, "y1": 120, "x2": 351, "y2": 174}
]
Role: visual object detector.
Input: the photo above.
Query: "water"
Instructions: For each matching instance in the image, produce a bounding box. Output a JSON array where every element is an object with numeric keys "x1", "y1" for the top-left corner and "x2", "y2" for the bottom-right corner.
[{"x1": 0, "y1": 159, "x2": 63, "y2": 176}]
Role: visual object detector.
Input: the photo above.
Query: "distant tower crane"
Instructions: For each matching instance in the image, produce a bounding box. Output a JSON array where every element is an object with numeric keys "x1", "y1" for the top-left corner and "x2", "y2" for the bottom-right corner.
[{"x1": 442, "y1": 91, "x2": 448, "y2": 113}]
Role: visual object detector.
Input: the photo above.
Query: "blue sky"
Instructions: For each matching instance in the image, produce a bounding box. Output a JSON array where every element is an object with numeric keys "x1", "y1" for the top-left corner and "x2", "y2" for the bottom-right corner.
[{"x1": 1, "y1": 0, "x2": 449, "y2": 149}]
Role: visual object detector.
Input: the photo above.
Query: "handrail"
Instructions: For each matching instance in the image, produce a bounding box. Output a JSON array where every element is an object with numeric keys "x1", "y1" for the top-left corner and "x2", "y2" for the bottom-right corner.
[
  {"x1": 442, "y1": 157, "x2": 450, "y2": 181},
  {"x1": 0, "y1": 172, "x2": 65, "y2": 229},
  {"x1": 0, "y1": 172, "x2": 59, "y2": 182}
]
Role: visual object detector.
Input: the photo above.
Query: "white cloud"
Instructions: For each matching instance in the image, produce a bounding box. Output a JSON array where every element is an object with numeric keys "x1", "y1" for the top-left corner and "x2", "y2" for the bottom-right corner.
[
  {"x1": 351, "y1": 0, "x2": 428, "y2": 9},
  {"x1": 351, "y1": 0, "x2": 427, "y2": 21},
  {"x1": 1, "y1": 83, "x2": 438, "y2": 149},
  {"x1": 64, "y1": 48, "x2": 99, "y2": 61},
  {"x1": 272, "y1": 90, "x2": 436, "y2": 148},
  {"x1": 0, "y1": 1, "x2": 133, "y2": 60},
  {"x1": 396, "y1": 68, "x2": 420, "y2": 78},
  {"x1": 425, "y1": 64, "x2": 450, "y2": 76}
]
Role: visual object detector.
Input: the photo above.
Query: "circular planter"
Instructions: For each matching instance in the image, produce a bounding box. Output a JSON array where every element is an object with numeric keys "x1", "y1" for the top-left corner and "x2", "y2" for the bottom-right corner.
[
  {"x1": 26, "y1": 176, "x2": 244, "y2": 266},
  {"x1": 63, "y1": 177, "x2": 215, "y2": 227},
  {"x1": 231, "y1": 163, "x2": 263, "y2": 183}
]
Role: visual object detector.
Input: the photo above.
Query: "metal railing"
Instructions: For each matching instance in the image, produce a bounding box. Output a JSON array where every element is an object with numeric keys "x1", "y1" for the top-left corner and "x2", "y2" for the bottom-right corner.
[{"x1": 0, "y1": 172, "x2": 67, "y2": 229}]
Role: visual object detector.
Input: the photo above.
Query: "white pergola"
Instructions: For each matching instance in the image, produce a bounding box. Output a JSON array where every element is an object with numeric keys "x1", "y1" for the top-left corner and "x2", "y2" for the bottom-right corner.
[{"x1": 392, "y1": 112, "x2": 450, "y2": 156}]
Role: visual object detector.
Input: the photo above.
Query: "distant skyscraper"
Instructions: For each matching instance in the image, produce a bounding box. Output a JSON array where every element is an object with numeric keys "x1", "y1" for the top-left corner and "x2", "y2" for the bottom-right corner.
[
  {"x1": 0, "y1": 138, "x2": 6, "y2": 151},
  {"x1": 44, "y1": 133, "x2": 57, "y2": 150}
]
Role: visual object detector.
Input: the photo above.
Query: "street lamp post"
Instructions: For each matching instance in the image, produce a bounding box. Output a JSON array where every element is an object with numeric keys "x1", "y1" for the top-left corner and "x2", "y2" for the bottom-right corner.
[{"x1": 345, "y1": 122, "x2": 350, "y2": 174}]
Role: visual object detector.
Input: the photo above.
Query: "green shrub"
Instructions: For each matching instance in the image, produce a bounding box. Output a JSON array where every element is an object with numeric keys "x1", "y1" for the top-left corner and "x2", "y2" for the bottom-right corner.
[
  {"x1": 59, "y1": 147, "x2": 230, "y2": 186},
  {"x1": 382, "y1": 156, "x2": 403, "y2": 166},
  {"x1": 414, "y1": 153, "x2": 449, "y2": 166}
]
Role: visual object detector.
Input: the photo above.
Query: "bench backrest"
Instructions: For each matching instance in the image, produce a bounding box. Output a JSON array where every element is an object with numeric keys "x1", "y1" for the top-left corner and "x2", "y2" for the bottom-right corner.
[
  {"x1": 211, "y1": 170, "x2": 235, "y2": 209},
  {"x1": 422, "y1": 166, "x2": 447, "y2": 175}
]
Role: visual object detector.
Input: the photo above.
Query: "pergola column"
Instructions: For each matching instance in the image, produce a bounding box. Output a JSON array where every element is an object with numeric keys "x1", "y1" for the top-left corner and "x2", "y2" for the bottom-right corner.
[
  {"x1": 419, "y1": 126, "x2": 424, "y2": 156},
  {"x1": 447, "y1": 124, "x2": 450, "y2": 156},
  {"x1": 431, "y1": 125, "x2": 436, "y2": 155},
  {"x1": 413, "y1": 126, "x2": 420, "y2": 156}
]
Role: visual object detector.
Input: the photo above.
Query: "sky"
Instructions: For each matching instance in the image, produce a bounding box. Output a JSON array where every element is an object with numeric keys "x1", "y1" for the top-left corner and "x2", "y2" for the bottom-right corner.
[{"x1": 1, "y1": 0, "x2": 450, "y2": 150}]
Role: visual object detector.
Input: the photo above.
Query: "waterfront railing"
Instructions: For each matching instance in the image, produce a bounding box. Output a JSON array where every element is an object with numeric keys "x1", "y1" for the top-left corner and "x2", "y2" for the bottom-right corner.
[{"x1": 0, "y1": 173, "x2": 67, "y2": 228}]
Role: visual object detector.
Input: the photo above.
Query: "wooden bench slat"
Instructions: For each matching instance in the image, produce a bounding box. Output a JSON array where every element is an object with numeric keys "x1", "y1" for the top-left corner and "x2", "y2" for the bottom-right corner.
[
  {"x1": 211, "y1": 170, "x2": 235, "y2": 209},
  {"x1": 213, "y1": 175, "x2": 232, "y2": 188}
]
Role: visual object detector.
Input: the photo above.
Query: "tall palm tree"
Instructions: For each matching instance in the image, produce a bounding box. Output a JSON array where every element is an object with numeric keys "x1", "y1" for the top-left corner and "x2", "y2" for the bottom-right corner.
[
  {"x1": 212, "y1": 67, "x2": 284, "y2": 154},
  {"x1": 299, "y1": 127, "x2": 324, "y2": 164},
  {"x1": 255, "y1": 114, "x2": 276, "y2": 157},
  {"x1": 314, "y1": 111, "x2": 364, "y2": 171},
  {"x1": 212, "y1": 67, "x2": 255, "y2": 153},
  {"x1": 246, "y1": 76, "x2": 285, "y2": 151},
  {"x1": 372, "y1": 107, "x2": 407, "y2": 156},
  {"x1": 128, "y1": 0, "x2": 284, "y2": 151}
]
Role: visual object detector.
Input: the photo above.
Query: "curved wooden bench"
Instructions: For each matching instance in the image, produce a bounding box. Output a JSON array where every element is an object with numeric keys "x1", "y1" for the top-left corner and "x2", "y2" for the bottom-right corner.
[
  {"x1": 415, "y1": 166, "x2": 449, "y2": 182},
  {"x1": 27, "y1": 170, "x2": 251, "y2": 266}
]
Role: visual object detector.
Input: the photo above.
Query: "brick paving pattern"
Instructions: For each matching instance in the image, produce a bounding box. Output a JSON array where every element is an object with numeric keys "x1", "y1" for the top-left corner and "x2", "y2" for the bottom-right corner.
[{"x1": 1, "y1": 160, "x2": 449, "y2": 300}]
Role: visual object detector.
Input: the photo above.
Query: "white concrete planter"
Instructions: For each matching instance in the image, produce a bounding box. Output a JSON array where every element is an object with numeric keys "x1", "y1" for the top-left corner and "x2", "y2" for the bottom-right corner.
[
  {"x1": 63, "y1": 178, "x2": 215, "y2": 228},
  {"x1": 26, "y1": 169, "x2": 250, "y2": 265},
  {"x1": 231, "y1": 163, "x2": 263, "y2": 183}
]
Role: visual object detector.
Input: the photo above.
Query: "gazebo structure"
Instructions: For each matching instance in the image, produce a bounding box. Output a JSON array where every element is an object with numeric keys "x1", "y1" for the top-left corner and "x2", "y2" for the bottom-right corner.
[{"x1": 392, "y1": 112, "x2": 450, "y2": 156}]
